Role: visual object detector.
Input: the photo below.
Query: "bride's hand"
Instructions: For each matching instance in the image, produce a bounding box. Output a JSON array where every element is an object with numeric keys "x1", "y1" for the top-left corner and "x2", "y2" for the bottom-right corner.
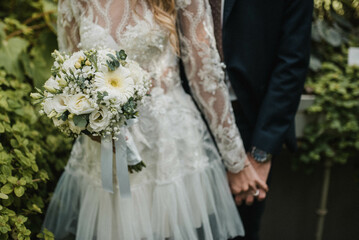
[{"x1": 227, "y1": 159, "x2": 268, "y2": 206}]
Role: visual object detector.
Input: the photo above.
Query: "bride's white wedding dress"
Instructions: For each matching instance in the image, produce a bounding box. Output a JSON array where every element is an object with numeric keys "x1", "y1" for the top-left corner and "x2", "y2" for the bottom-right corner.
[{"x1": 43, "y1": 0, "x2": 247, "y2": 239}]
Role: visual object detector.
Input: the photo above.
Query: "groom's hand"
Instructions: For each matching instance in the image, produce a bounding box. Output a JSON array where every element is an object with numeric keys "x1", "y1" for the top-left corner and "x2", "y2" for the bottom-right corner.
[
  {"x1": 227, "y1": 159, "x2": 268, "y2": 206},
  {"x1": 240, "y1": 153, "x2": 271, "y2": 205},
  {"x1": 247, "y1": 153, "x2": 271, "y2": 190}
]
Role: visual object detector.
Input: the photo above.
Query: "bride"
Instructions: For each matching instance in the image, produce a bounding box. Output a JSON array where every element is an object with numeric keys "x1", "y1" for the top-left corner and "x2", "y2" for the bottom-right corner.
[{"x1": 43, "y1": 0, "x2": 267, "y2": 239}]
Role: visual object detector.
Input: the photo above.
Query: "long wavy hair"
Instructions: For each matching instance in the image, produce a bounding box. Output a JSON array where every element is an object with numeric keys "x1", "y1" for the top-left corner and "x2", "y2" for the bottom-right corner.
[{"x1": 141, "y1": 0, "x2": 180, "y2": 54}]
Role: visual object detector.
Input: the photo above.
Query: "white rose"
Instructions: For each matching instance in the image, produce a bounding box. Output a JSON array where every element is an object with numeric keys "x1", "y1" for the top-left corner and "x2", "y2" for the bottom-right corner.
[
  {"x1": 88, "y1": 107, "x2": 111, "y2": 132},
  {"x1": 52, "y1": 95, "x2": 69, "y2": 114},
  {"x1": 44, "y1": 77, "x2": 60, "y2": 93},
  {"x1": 68, "y1": 119, "x2": 85, "y2": 134},
  {"x1": 67, "y1": 94, "x2": 95, "y2": 115},
  {"x1": 43, "y1": 98, "x2": 55, "y2": 115}
]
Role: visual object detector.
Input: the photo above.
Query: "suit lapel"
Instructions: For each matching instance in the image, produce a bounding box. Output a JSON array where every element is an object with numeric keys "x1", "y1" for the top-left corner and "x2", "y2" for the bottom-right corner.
[{"x1": 223, "y1": 0, "x2": 236, "y2": 26}]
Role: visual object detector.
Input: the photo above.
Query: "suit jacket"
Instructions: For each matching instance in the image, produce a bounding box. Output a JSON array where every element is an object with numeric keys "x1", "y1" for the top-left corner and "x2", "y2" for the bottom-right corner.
[{"x1": 222, "y1": 0, "x2": 313, "y2": 154}]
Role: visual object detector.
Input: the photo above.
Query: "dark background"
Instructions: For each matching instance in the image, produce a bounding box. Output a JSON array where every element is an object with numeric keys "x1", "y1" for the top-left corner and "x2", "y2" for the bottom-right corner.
[{"x1": 260, "y1": 150, "x2": 359, "y2": 240}]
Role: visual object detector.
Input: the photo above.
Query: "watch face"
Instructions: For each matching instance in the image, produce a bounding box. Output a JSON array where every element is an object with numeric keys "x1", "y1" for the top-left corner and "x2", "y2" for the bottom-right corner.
[
  {"x1": 254, "y1": 154, "x2": 267, "y2": 162},
  {"x1": 252, "y1": 148, "x2": 269, "y2": 163}
]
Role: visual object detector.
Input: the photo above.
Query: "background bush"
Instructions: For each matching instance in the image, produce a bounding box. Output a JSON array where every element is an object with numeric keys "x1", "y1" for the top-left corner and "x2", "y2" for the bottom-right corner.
[
  {"x1": 297, "y1": 0, "x2": 359, "y2": 171},
  {"x1": 0, "y1": 0, "x2": 72, "y2": 239}
]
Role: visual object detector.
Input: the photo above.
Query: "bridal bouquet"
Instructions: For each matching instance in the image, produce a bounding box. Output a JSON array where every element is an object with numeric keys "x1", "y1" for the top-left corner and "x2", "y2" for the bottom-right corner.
[
  {"x1": 31, "y1": 49, "x2": 151, "y2": 196},
  {"x1": 31, "y1": 49, "x2": 150, "y2": 139}
]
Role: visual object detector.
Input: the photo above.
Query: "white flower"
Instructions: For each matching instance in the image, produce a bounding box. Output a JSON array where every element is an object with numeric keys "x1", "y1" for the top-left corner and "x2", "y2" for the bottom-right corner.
[
  {"x1": 94, "y1": 66, "x2": 134, "y2": 104},
  {"x1": 43, "y1": 98, "x2": 55, "y2": 115},
  {"x1": 53, "y1": 118, "x2": 66, "y2": 127},
  {"x1": 67, "y1": 94, "x2": 95, "y2": 115},
  {"x1": 62, "y1": 51, "x2": 85, "y2": 72},
  {"x1": 30, "y1": 93, "x2": 42, "y2": 99},
  {"x1": 56, "y1": 77, "x2": 68, "y2": 87},
  {"x1": 68, "y1": 119, "x2": 85, "y2": 134},
  {"x1": 44, "y1": 77, "x2": 60, "y2": 93},
  {"x1": 82, "y1": 66, "x2": 92, "y2": 73},
  {"x1": 88, "y1": 107, "x2": 111, "y2": 132},
  {"x1": 127, "y1": 61, "x2": 146, "y2": 85},
  {"x1": 52, "y1": 95, "x2": 69, "y2": 114}
]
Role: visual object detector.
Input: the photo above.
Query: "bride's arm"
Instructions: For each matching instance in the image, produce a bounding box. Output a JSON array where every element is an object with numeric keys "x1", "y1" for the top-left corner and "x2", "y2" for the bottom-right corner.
[
  {"x1": 176, "y1": 0, "x2": 246, "y2": 173},
  {"x1": 57, "y1": 0, "x2": 81, "y2": 53}
]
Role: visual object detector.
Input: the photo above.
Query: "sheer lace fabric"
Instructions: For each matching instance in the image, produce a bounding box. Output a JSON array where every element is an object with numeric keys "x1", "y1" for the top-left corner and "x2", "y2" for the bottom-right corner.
[
  {"x1": 44, "y1": 0, "x2": 247, "y2": 239},
  {"x1": 57, "y1": 0, "x2": 247, "y2": 172}
]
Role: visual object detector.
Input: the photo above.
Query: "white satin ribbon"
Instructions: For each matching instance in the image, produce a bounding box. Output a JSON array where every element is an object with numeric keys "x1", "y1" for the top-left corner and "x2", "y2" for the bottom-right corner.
[{"x1": 100, "y1": 122, "x2": 142, "y2": 197}]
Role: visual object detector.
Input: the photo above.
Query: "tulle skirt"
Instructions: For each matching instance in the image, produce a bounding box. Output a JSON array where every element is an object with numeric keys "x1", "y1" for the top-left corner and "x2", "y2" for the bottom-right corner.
[{"x1": 43, "y1": 87, "x2": 244, "y2": 240}]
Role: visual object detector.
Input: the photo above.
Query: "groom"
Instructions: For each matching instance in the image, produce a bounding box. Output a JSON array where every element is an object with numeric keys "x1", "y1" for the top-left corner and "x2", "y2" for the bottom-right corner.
[{"x1": 209, "y1": 0, "x2": 313, "y2": 239}]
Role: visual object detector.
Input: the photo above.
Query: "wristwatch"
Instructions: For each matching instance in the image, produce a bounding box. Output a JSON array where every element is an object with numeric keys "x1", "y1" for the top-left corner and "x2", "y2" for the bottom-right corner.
[{"x1": 250, "y1": 147, "x2": 272, "y2": 163}]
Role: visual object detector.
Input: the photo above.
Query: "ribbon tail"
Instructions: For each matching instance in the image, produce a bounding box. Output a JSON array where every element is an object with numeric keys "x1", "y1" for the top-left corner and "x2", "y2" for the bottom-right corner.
[
  {"x1": 115, "y1": 133, "x2": 132, "y2": 198},
  {"x1": 125, "y1": 130, "x2": 142, "y2": 166},
  {"x1": 101, "y1": 135, "x2": 114, "y2": 193}
]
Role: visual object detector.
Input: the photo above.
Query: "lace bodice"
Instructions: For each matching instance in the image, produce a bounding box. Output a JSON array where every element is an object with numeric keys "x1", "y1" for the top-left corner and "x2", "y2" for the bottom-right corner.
[{"x1": 57, "y1": 0, "x2": 247, "y2": 173}]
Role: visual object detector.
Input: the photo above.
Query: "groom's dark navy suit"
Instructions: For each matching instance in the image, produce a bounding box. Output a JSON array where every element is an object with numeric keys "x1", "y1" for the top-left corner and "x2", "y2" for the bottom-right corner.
[
  {"x1": 223, "y1": 0, "x2": 313, "y2": 154},
  {"x1": 222, "y1": 0, "x2": 313, "y2": 239}
]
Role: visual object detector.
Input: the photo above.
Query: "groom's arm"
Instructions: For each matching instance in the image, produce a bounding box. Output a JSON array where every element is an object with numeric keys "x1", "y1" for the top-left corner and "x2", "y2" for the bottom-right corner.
[{"x1": 251, "y1": 0, "x2": 313, "y2": 154}]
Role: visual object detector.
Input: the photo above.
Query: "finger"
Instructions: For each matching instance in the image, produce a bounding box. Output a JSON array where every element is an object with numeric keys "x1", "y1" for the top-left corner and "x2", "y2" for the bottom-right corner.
[
  {"x1": 248, "y1": 182, "x2": 257, "y2": 192},
  {"x1": 235, "y1": 195, "x2": 244, "y2": 206},
  {"x1": 242, "y1": 184, "x2": 249, "y2": 192},
  {"x1": 245, "y1": 194, "x2": 254, "y2": 206},
  {"x1": 256, "y1": 179, "x2": 269, "y2": 192},
  {"x1": 257, "y1": 190, "x2": 266, "y2": 201},
  {"x1": 235, "y1": 193, "x2": 247, "y2": 205},
  {"x1": 230, "y1": 185, "x2": 241, "y2": 195}
]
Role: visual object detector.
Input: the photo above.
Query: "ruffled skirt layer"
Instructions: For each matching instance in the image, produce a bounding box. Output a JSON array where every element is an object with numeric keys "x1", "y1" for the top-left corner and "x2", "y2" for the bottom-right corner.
[{"x1": 43, "y1": 87, "x2": 244, "y2": 239}]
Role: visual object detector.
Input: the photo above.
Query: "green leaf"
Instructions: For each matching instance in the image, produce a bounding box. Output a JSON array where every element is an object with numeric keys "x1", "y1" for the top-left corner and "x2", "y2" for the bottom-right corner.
[
  {"x1": 1, "y1": 183, "x2": 13, "y2": 194},
  {"x1": 73, "y1": 114, "x2": 89, "y2": 128},
  {"x1": 14, "y1": 149, "x2": 31, "y2": 167},
  {"x1": 116, "y1": 50, "x2": 127, "y2": 60},
  {"x1": 1, "y1": 165, "x2": 12, "y2": 176},
  {"x1": 0, "y1": 37, "x2": 29, "y2": 80},
  {"x1": 0, "y1": 122, "x2": 4, "y2": 133},
  {"x1": 0, "y1": 192, "x2": 9, "y2": 199},
  {"x1": 7, "y1": 176, "x2": 18, "y2": 184},
  {"x1": 14, "y1": 186, "x2": 25, "y2": 197},
  {"x1": 22, "y1": 31, "x2": 57, "y2": 88},
  {"x1": 32, "y1": 204, "x2": 42, "y2": 213}
]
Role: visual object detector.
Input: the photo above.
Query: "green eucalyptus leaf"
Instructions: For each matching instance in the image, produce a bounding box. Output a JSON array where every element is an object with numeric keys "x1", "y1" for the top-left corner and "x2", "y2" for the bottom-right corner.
[{"x1": 73, "y1": 114, "x2": 89, "y2": 128}]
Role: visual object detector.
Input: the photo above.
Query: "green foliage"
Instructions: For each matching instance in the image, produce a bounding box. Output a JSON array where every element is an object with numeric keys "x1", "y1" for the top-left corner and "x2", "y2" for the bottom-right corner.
[
  {"x1": 0, "y1": 0, "x2": 72, "y2": 239},
  {"x1": 298, "y1": 62, "x2": 359, "y2": 166},
  {"x1": 0, "y1": 70, "x2": 72, "y2": 239},
  {"x1": 297, "y1": 0, "x2": 359, "y2": 169}
]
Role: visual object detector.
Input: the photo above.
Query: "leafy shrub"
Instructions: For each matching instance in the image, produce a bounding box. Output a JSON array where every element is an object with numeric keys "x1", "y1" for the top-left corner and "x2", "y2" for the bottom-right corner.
[
  {"x1": 299, "y1": 60, "x2": 359, "y2": 166},
  {"x1": 297, "y1": 0, "x2": 359, "y2": 170},
  {"x1": 0, "y1": 0, "x2": 72, "y2": 239}
]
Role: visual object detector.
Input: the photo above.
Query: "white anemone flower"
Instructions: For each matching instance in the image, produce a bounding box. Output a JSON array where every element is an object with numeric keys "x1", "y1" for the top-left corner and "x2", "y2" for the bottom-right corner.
[{"x1": 94, "y1": 66, "x2": 134, "y2": 104}]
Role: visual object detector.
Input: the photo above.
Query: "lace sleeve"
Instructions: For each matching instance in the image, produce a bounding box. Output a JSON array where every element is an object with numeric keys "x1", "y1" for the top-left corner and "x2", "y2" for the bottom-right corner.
[
  {"x1": 57, "y1": 0, "x2": 80, "y2": 53},
  {"x1": 177, "y1": 0, "x2": 247, "y2": 173}
]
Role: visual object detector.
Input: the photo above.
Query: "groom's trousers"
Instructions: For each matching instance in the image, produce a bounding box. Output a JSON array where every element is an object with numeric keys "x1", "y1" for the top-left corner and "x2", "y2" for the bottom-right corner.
[
  {"x1": 230, "y1": 100, "x2": 274, "y2": 240},
  {"x1": 232, "y1": 167, "x2": 273, "y2": 240}
]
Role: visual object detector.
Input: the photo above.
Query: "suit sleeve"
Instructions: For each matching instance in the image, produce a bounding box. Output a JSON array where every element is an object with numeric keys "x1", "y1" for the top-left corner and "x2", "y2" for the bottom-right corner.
[{"x1": 251, "y1": 0, "x2": 313, "y2": 154}]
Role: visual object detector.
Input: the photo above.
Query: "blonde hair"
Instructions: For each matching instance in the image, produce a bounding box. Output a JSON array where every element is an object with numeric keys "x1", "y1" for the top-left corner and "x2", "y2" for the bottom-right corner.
[{"x1": 142, "y1": 0, "x2": 180, "y2": 54}]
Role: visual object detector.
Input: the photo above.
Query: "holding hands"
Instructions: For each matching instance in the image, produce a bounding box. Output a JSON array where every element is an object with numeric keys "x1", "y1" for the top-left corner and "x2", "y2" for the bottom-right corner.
[{"x1": 227, "y1": 153, "x2": 271, "y2": 206}]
